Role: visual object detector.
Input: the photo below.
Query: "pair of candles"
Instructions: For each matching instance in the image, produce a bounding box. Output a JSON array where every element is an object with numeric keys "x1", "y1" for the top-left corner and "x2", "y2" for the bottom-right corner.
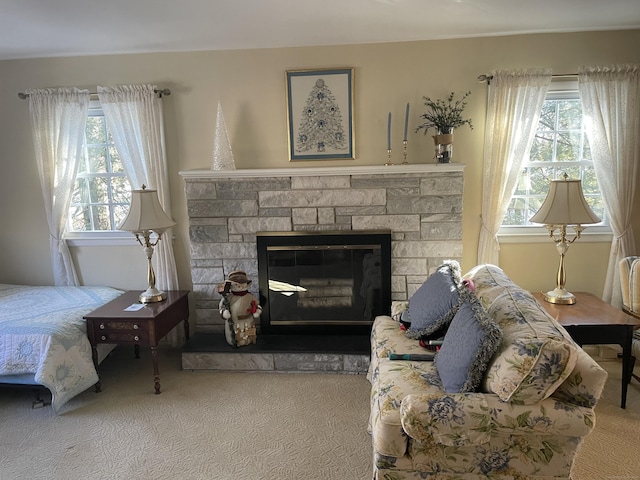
[{"x1": 387, "y1": 103, "x2": 410, "y2": 150}]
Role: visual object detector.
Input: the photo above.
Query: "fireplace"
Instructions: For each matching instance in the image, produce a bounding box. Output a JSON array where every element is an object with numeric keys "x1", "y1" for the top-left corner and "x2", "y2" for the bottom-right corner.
[
  {"x1": 257, "y1": 230, "x2": 391, "y2": 335},
  {"x1": 180, "y1": 164, "x2": 463, "y2": 336}
]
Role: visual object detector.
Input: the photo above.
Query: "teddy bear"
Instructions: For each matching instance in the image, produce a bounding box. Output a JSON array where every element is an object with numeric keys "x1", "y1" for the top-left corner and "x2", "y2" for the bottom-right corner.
[{"x1": 217, "y1": 270, "x2": 261, "y2": 347}]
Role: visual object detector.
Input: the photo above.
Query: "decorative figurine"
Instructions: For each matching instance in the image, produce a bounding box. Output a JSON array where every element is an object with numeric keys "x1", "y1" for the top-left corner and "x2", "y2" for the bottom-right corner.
[{"x1": 218, "y1": 270, "x2": 261, "y2": 347}]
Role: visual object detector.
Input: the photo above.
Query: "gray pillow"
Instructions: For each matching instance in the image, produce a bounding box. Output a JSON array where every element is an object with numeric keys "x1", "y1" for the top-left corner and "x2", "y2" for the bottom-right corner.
[
  {"x1": 435, "y1": 288, "x2": 503, "y2": 393},
  {"x1": 405, "y1": 260, "x2": 461, "y2": 340}
]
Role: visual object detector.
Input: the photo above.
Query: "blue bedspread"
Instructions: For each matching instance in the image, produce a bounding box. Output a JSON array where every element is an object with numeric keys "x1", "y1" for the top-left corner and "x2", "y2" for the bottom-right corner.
[{"x1": 0, "y1": 284, "x2": 123, "y2": 412}]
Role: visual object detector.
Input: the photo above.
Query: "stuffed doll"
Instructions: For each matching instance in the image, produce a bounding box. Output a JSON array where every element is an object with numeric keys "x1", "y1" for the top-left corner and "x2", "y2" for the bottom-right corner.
[{"x1": 218, "y1": 270, "x2": 261, "y2": 347}]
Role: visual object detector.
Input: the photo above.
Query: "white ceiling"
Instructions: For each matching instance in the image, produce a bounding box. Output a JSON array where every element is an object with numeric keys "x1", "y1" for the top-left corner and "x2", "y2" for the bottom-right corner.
[{"x1": 1, "y1": 0, "x2": 639, "y2": 61}]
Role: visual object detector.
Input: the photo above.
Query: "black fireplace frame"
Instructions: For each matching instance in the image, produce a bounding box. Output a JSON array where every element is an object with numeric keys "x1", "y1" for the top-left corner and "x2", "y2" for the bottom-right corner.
[{"x1": 256, "y1": 230, "x2": 392, "y2": 335}]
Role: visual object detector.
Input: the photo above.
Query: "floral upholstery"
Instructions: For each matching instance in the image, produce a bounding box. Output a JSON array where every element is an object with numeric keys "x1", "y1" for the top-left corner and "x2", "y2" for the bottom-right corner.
[
  {"x1": 465, "y1": 265, "x2": 579, "y2": 405},
  {"x1": 367, "y1": 264, "x2": 608, "y2": 480},
  {"x1": 620, "y1": 256, "x2": 640, "y2": 314},
  {"x1": 618, "y1": 256, "x2": 640, "y2": 382}
]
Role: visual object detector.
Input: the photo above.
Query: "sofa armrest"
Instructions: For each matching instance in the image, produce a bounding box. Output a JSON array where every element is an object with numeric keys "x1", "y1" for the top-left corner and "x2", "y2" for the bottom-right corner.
[
  {"x1": 620, "y1": 256, "x2": 640, "y2": 313},
  {"x1": 400, "y1": 392, "x2": 595, "y2": 447}
]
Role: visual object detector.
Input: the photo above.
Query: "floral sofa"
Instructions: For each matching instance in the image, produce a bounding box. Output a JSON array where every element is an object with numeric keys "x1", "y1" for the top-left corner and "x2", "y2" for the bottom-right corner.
[{"x1": 368, "y1": 263, "x2": 608, "y2": 480}]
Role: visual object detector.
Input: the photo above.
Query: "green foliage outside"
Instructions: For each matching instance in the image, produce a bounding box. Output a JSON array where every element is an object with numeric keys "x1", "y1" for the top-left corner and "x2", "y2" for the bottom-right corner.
[
  {"x1": 69, "y1": 114, "x2": 131, "y2": 231},
  {"x1": 502, "y1": 98, "x2": 603, "y2": 227}
]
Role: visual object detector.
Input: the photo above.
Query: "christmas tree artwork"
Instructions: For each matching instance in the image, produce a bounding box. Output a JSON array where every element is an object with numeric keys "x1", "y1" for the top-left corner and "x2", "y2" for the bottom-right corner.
[{"x1": 296, "y1": 78, "x2": 347, "y2": 153}]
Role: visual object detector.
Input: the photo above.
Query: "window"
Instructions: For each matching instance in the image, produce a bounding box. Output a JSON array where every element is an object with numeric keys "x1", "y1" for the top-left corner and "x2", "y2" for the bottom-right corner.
[
  {"x1": 501, "y1": 82, "x2": 607, "y2": 232},
  {"x1": 68, "y1": 107, "x2": 131, "y2": 232}
]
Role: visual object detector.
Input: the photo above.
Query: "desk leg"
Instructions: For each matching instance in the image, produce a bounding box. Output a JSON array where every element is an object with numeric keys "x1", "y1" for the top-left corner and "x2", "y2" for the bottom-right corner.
[
  {"x1": 151, "y1": 346, "x2": 161, "y2": 394},
  {"x1": 184, "y1": 318, "x2": 190, "y2": 340},
  {"x1": 564, "y1": 324, "x2": 631, "y2": 409},
  {"x1": 621, "y1": 325, "x2": 634, "y2": 409}
]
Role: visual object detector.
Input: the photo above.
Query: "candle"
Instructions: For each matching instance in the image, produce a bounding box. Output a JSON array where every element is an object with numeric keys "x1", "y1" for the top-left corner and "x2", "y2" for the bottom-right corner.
[
  {"x1": 403, "y1": 103, "x2": 410, "y2": 141},
  {"x1": 387, "y1": 112, "x2": 391, "y2": 150}
]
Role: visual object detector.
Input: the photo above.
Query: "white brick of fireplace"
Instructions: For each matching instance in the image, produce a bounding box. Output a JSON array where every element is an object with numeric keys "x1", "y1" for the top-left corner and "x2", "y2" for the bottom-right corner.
[{"x1": 180, "y1": 164, "x2": 464, "y2": 335}]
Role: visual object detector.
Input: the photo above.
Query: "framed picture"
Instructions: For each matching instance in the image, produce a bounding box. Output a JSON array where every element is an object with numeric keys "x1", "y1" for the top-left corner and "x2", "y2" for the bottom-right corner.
[{"x1": 286, "y1": 67, "x2": 355, "y2": 161}]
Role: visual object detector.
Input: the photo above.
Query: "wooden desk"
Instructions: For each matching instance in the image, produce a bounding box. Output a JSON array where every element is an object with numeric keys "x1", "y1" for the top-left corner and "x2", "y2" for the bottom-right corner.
[
  {"x1": 534, "y1": 291, "x2": 640, "y2": 408},
  {"x1": 84, "y1": 290, "x2": 190, "y2": 394}
]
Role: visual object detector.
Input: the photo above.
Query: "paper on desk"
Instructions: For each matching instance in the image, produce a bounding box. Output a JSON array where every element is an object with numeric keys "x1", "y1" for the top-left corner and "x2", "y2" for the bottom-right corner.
[{"x1": 124, "y1": 303, "x2": 145, "y2": 311}]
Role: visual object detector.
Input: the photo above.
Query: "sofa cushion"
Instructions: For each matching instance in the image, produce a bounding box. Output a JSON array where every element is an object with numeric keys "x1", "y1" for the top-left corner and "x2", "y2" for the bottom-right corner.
[
  {"x1": 465, "y1": 264, "x2": 578, "y2": 404},
  {"x1": 435, "y1": 288, "x2": 503, "y2": 392},
  {"x1": 405, "y1": 261, "x2": 461, "y2": 340}
]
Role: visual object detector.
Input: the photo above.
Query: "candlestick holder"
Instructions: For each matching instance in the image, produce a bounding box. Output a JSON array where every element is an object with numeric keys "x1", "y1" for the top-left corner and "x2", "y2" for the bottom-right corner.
[
  {"x1": 402, "y1": 140, "x2": 408, "y2": 164},
  {"x1": 385, "y1": 149, "x2": 394, "y2": 166}
]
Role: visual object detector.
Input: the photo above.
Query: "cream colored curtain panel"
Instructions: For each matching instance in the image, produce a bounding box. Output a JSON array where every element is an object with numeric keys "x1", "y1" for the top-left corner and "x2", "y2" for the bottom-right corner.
[
  {"x1": 477, "y1": 69, "x2": 552, "y2": 265},
  {"x1": 579, "y1": 64, "x2": 640, "y2": 307},
  {"x1": 98, "y1": 85, "x2": 182, "y2": 346},
  {"x1": 26, "y1": 88, "x2": 90, "y2": 286}
]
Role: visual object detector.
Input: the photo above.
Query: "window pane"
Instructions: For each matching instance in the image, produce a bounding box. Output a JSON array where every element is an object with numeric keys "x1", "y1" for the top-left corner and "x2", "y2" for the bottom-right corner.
[
  {"x1": 530, "y1": 133, "x2": 554, "y2": 162},
  {"x1": 87, "y1": 177, "x2": 109, "y2": 203},
  {"x1": 76, "y1": 156, "x2": 88, "y2": 174},
  {"x1": 111, "y1": 176, "x2": 131, "y2": 203},
  {"x1": 557, "y1": 100, "x2": 581, "y2": 130},
  {"x1": 555, "y1": 132, "x2": 581, "y2": 161},
  {"x1": 586, "y1": 196, "x2": 605, "y2": 220},
  {"x1": 538, "y1": 101, "x2": 557, "y2": 131},
  {"x1": 87, "y1": 146, "x2": 107, "y2": 172},
  {"x1": 109, "y1": 146, "x2": 125, "y2": 172},
  {"x1": 513, "y1": 169, "x2": 528, "y2": 195},
  {"x1": 501, "y1": 92, "x2": 605, "y2": 228},
  {"x1": 113, "y1": 204, "x2": 129, "y2": 228},
  {"x1": 92, "y1": 205, "x2": 112, "y2": 230},
  {"x1": 86, "y1": 116, "x2": 106, "y2": 144},
  {"x1": 71, "y1": 177, "x2": 90, "y2": 204},
  {"x1": 582, "y1": 137, "x2": 592, "y2": 161},
  {"x1": 582, "y1": 167, "x2": 599, "y2": 194},
  {"x1": 529, "y1": 166, "x2": 554, "y2": 195},
  {"x1": 69, "y1": 205, "x2": 92, "y2": 231},
  {"x1": 69, "y1": 111, "x2": 131, "y2": 232},
  {"x1": 562, "y1": 165, "x2": 581, "y2": 180},
  {"x1": 503, "y1": 197, "x2": 525, "y2": 226}
]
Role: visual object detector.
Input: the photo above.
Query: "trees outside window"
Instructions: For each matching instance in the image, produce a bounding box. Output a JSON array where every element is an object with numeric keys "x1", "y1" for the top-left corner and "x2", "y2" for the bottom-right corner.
[
  {"x1": 502, "y1": 89, "x2": 605, "y2": 228},
  {"x1": 69, "y1": 110, "x2": 131, "y2": 231}
]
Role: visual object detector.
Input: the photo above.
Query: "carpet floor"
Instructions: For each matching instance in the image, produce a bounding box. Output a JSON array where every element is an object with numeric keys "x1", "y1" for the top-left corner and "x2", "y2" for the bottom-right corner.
[{"x1": 0, "y1": 347, "x2": 638, "y2": 480}]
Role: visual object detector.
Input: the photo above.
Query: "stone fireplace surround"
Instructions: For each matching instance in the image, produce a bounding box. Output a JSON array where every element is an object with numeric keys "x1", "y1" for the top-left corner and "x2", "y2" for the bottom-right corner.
[{"x1": 179, "y1": 164, "x2": 464, "y2": 372}]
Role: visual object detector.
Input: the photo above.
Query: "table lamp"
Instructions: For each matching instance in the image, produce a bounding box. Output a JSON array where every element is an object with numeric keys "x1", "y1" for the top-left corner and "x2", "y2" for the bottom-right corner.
[
  {"x1": 530, "y1": 174, "x2": 600, "y2": 305},
  {"x1": 119, "y1": 185, "x2": 176, "y2": 303}
]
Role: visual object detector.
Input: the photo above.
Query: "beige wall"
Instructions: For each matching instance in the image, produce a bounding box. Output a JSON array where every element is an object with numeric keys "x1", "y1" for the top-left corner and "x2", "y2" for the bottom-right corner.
[{"x1": 1, "y1": 30, "x2": 639, "y2": 297}]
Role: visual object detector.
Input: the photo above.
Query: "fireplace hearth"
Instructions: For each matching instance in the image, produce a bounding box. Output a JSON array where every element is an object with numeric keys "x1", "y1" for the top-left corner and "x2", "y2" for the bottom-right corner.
[
  {"x1": 180, "y1": 164, "x2": 463, "y2": 370},
  {"x1": 257, "y1": 230, "x2": 391, "y2": 335}
]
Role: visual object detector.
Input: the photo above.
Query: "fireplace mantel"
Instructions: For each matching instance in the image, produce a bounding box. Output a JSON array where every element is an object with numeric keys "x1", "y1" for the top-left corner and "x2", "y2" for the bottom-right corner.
[
  {"x1": 179, "y1": 163, "x2": 464, "y2": 179},
  {"x1": 180, "y1": 164, "x2": 464, "y2": 334}
]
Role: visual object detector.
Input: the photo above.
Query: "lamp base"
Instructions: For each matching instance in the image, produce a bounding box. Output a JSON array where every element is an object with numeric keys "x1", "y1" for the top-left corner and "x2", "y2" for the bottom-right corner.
[
  {"x1": 139, "y1": 287, "x2": 167, "y2": 304},
  {"x1": 542, "y1": 287, "x2": 576, "y2": 305}
]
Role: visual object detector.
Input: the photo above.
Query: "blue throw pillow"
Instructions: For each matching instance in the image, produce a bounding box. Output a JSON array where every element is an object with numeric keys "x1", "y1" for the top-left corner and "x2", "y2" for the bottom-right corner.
[
  {"x1": 435, "y1": 288, "x2": 503, "y2": 393},
  {"x1": 405, "y1": 261, "x2": 461, "y2": 340}
]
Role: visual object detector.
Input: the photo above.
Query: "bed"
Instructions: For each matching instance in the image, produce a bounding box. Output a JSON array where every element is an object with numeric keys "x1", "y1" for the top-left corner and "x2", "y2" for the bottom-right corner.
[{"x1": 0, "y1": 283, "x2": 123, "y2": 413}]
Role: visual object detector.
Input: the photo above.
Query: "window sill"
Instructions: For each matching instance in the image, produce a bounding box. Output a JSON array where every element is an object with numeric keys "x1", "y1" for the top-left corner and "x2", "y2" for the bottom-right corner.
[
  {"x1": 65, "y1": 231, "x2": 139, "y2": 247},
  {"x1": 499, "y1": 227, "x2": 612, "y2": 244}
]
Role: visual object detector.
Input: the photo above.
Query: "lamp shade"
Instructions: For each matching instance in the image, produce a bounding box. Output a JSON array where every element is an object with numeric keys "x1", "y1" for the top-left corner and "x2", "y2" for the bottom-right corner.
[
  {"x1": 530, "y1": 177, "x2": 600, "y2": 226},
  {"x1": 118, "y1": 185, "x2": 176, "y2": 233}
]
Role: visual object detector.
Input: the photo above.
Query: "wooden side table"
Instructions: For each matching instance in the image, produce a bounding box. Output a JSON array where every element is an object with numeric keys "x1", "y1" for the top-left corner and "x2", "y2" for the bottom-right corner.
[
  {"x1": 534, "y1": 291, "x2": 640, "y2": 408},
  {"x1": 84, "y1": 290, "x2": 190, "y2": 394}
]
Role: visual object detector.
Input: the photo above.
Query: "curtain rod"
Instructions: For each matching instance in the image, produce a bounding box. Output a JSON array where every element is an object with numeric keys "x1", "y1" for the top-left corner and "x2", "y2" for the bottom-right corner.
[
  {"x1": 17, "y1": 88, "x2": 171, "y2": 99},
  {"x1": 477, "y1": 73, "x2": 577, "y2": 85}
]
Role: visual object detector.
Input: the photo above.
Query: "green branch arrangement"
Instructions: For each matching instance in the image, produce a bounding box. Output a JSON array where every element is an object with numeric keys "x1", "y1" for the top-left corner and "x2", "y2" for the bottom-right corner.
[{"x1": 415, "y1": 91, "x2": 474, "y2": 134}]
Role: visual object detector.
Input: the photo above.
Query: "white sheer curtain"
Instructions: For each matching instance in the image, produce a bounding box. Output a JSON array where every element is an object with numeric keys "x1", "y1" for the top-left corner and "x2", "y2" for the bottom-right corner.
[
  {"x1": 26, "y1": 88, "x2": 90, "y2": 286},
  {"x1": 579, "y1": 64, "x2": 640, "y2": 307},
  {"x1": 98, "y1": 85, "x2": 182, "y2": 345},
  {"x1": 478, "y1": 69, "x2": 552, "y2": 265}
]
